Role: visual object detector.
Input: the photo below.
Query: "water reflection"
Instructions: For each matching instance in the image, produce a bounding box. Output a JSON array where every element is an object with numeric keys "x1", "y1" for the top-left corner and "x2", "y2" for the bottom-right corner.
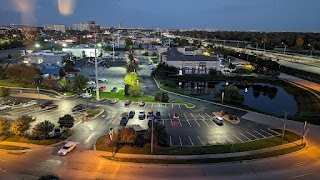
[{"x1": 178, "y1": 81, "x2": 297, "y2": 115}]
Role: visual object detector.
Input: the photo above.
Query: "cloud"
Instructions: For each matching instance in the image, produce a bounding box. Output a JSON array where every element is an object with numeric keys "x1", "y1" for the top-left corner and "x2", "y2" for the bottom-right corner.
[
  {"x1": 57, "y1": 0, "x2": 76, "y2": 16},
  {"x1": 11, "y1": 0, "x2": 36, "y2": 24}
]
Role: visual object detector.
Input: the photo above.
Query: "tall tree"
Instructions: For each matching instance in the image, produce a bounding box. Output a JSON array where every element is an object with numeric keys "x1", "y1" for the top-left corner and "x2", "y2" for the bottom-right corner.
[
  {"x1": 0, "y1": 87, "x2": 10, "y2": 98},
  {"x1": 124, "y1": 72, "x2": 139, "y2": 86},
  {"x1": 72, "y1": 74, "x2": 88, "y2": 92},
  {"x1": 116, "y1": 127, "x2": 137, "y2": 145},
  {"x1": 295, "y1": 36, "x2": 304, "y2": 49},
  {"x1": 59, "y1": 77, "x2": 70, "y2": 92},
  {"x1": 6, "y1": 64, "x2": 39, "y2": 86},
  {"x1": 0, "y1": 118, "x2": 11, "y2": 135},
  {"x1": 42, "y1": 75, "x2": 55, "y2": 89},
  {"x1": 58, "y1": 114, "x2": 75, "y2": 129},
  {"x1": 10, "y1": 119, "x2": 31, "y2": 136},
  {"x1": 128, "y1": 84, "x2": 142, "y2": 97},
  {"x1": 31, "y1": 120, "x2": 55, "y2": 139}
]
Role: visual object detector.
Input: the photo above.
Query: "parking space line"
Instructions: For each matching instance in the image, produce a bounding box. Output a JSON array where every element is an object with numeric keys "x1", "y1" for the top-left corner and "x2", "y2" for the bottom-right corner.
[
  {"x1": 246, "y1": 131, "x2": 258, "y2": 139},
  {"x1": 205, "y1": 113, "x2": 214, "y2": 119},
  {"x1": 162, "y1": 118, "x2": 165, "y2": 126},
  {"x1": 178, "y1": 136, "x2": 182, "y2": 146},
  {"x1": 198, "y1": 113, "x2": 209, "y2": 127},
  {"x1": 171, "y1": 104, "x2": 174, "y2": 108},
  {"x1": 239, "y1": 132, "x2": 252, "y2": 141},
  {"x1": 232, "y1": 134, "x2": 243, "y2": 142},
  {"x1": 169, "y1": 136, "x2": 172, "y2": 146},
  {"x1": 226, "y1": 137, "x2": 234, "y2": 144},
  {"x1": 183, "y1": 113, "x2": 192, "y2": 127},
  {"x1": 260, "y1": 129, "x2": 273, "y2": 136},
  {"x1": 188, "y1": 137, "x2": 194, "y2": 146},
  {"x1": 151, "y1": 103, "x2": 153, "y2": 108},
  {"x1": 168, "y1": 114, "x2": 173, "y2": 127},
  {"x1": 178, "y1": 118, "x2": 182, "y2": 127},
  {"x1": 190, "y1": 113, "x2": 201, "y2": 127},
  {"x1": 254, "y1": 130, "x2": 266, "y2": 138},
  {"x1": 197, "y1": 136, "x2": 204, "y2": 145}
]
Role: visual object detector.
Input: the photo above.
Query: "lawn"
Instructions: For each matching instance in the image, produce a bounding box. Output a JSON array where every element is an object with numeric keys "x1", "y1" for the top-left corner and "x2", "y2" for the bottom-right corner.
[
  {"x1": 96, "y1": 129, "x2": 301, "y2": 155},
  {"x1": 0, "y1": 144, "x2": 30, "y2": 150},
  {"x1": 92, "y1": 89, "x2": 155, "y2": 102}
]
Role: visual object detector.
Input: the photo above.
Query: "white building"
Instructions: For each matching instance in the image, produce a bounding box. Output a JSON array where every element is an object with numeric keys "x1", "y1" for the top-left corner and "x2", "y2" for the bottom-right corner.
[
  {"x1": 71, "y1": 24, "x2": 91, "y2": 31},
  {"x1": 43, "y1": 24, "x2": 66, "y2": 32},
  {"x1": 62, "y1": 45, "x2": 102, "y2": 58},
  {"x1": 23, "y1": 50, "x2": 69, "y2": 67}
]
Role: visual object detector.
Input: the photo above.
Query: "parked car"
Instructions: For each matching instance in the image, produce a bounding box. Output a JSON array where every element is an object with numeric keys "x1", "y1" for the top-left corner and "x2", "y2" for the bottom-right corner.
[
  {"x1": 111, "y1": 87, "x2": 117, "y2": 92},
  {"x1": 87, "y1": 80, "x2": 96, "y2": 85},
  {"x1": 98, "y1": 78, "x2": 108, "y2": 82},
  {"x1": 147, "y1": 62, "x2": 152, "y2": 65},
  {"x1": 85, "y1": 86, "x2": 95, "y2": 92},
  {"x1": 65, "y1": 74, "x2": 75, "y2": 79},
  {"x1": 110, "y1": 98, "x2": 119, "y2": 104},
  {"x1": 124, "y1": 100, "x2": 131, "y2": 106},
  {"x1": 58, "y1": 141, "x2": 77, "y2": 156},
  {"x1": 40, "y1": 101, "x2": 53, "y2": 108},
  {"x1": 138, "y1": 110, "x2": 145, "y2": 120},
  {"x1": 20, "y1": 115, "x2": 36, "y2": 122},
  {"x1": 99, "y1": 86, "x2": 106, "y2": 92},
  {"x1": 45, "y1": 104, "x2": 59, "y2": 110},
  {"x1": 139, "y1": 101, "x2": 145, "y2": 107},
  {"x1": 81, "y1": 93, "x2": 92, "y2": 98},
  {"x1": 72, "y1": 104, "x2": 85, "y2": 112},
  {"x1": 128, "y1": 110, "x2": 135, "y2": 119},
  {"x1": 147, "y1": 110, "x2": 154, "y2": 118},
  {"x1": 173, "y1": 113, "x2": 179, "y2": 119},
  {"x1": 22, "y1": 100, "x2": 37, "y2": 107},
  {"x1": 0, "y1": 105, "x2": 11, "y2": 111},
  {"x1": 120, "y1": 115, "x2": 129, "y2": 126},
  {"x1": 213, "y1": 116, "x2": 224, "y2": 125},
  {"x1": 155, "y1": 111, "x2": 161, "y2": 119}
]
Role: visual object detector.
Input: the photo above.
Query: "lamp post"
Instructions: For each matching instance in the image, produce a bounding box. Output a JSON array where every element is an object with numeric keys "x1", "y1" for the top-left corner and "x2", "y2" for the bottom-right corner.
[
  {"x1": 262, "y1": 41, "x2": 266, "y2": 53},
  {"x1": 308, "y1": 44, "x2": 314, "y2": 56},
  {"x1": 256, "y1": 43, "x2": 259, "y2": 51},
  {"x1": 151, "y1": 117, "x2": 154, "y2": 154},
  {"x1": 282, "y1": 42, "x2": 287, "y2": 54},
  {"x1": 281, "y1": 112, "x2": 287, "y2": 144},
  {"x1": 94, "y1": 31, "x2": 100, "y2": 100}
]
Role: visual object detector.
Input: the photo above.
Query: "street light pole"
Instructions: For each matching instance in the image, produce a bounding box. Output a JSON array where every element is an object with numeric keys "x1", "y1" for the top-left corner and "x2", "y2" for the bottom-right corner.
[
  {"x1": 281, "y1": 112, "x2": 287, "y2": 144},
  {"x1": 282, "y1": 42, "x2": 287, "y2": 54},
  {"x1": 94, "y1": 30, "x2": 100, "y2": 100},
  {"x1": 308, "y1": 44, "x2": 314, "y2": 56},
  {"x1": 151, "y1": 118, "x2": 154, "y2": 154}
]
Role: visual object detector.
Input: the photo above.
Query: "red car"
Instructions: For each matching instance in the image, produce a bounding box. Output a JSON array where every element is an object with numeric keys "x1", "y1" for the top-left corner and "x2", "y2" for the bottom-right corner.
[
  {"x1": 99, "y1": 86, "x2": 106, "y2": 92},
  {"x1": 45, "y1": 104, "x2": 59, "y2": 110}
]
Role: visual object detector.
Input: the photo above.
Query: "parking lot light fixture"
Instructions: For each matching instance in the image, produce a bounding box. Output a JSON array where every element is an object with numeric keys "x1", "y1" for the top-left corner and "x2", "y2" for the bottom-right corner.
[{"x1": 94, "y1": 31, "x2": 100, "y2": 101}]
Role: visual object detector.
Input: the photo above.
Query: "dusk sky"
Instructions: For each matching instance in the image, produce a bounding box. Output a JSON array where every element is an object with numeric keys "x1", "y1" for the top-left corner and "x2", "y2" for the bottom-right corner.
[{"x1": 1, "y1": 0, "x2": 320, "y2": 32}]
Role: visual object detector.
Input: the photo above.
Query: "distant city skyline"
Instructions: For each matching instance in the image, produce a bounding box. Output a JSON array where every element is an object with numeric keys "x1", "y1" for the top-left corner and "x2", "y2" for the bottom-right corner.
[{"x1": 1, "y1": 0, "x2": 320, "y2": 32}]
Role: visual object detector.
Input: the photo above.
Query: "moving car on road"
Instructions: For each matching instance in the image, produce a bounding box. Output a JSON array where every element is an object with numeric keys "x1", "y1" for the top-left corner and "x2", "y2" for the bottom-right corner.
[
  {"x1": 58, "y1": 141, "x2": 77, "y2": 156},
  {"x1": 98, "y1": 78, "x2": 108, "y2": 82},
  {"x1": 110, "y1": 98, "x2": 119, "y2": 104},
  {"x1": 40, "y1": 101, "x2": 53, "y2": 109},
  {"x1": 0, "y1": 105, "x2": 11, "y2": 111},
  {"x1": 22, "y1": 100, "x2": 37, "y2": 107},
  {"x1": 45, "y1": 104, "x2": 59, "y2": 110}
]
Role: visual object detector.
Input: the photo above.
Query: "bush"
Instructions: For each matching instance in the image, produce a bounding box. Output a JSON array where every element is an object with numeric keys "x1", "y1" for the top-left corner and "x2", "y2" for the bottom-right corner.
[
  {"x1": 154, "y1": 91, "x2": 169, "y2": 102},
  {"x1": 31, "y1": 120, "x2": 55, "y2": 140},
  {"x1": 10, "y1": 119, "x2": 31, "y2": 136},
  {"x1": 0, "y1": 118, "x2": 11, "y2": 135}
]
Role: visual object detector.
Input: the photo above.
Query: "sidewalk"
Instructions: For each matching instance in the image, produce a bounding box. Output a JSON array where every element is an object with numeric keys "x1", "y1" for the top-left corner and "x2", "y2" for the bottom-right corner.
[{"x1": 95, "y1": 140, "x2": 303, "y2": 160}]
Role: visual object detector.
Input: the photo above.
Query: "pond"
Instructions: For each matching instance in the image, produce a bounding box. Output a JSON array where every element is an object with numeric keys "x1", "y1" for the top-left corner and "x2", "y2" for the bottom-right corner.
[{"x1": 178, "y1": 81, "x2": 298, "y2": 116}]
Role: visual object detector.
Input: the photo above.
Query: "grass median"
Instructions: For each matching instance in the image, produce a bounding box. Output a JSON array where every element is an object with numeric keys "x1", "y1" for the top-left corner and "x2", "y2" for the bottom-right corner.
[
  {"x1": 0, "y1": 144, "x2": 30, "y2": 150},
  {"x1": 92, "y1": 89, "x2": 155, "y2": 102}
]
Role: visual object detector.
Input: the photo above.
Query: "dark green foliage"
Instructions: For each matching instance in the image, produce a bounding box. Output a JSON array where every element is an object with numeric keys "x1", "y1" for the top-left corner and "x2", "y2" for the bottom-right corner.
[
  {"x1": 38, "y1": 174, "x2": 60, "y2": 180},
  {"x1": 31, "y1": 120, "x2": 55, "y2": 140},
  {"x1": 154, "y1": 91, "x2": 169, "y2": 102},
  {"x1": 0, "y1": 87, "x2": 10, "y2": 97},
  {"x1": 154, "y1": 122, "x2": 168, "y2": 146},
  {"x1": 58, "y1": 114, "x2": 75, "y2": 129}
]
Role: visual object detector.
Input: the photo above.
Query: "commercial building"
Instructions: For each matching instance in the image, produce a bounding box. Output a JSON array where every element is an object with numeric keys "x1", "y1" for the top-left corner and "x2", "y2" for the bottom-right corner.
[
  {"x1": 62, "y1": 44, "x2": 102, "y2": 58},
  {"x1": 43, "y1": 24, "x2": 66, "y2": 32},
  {"x1": 23, "y1": 50, "x2": 70, "y2": 67},
  {"x1": 160, "y1": 47, "x2": 221, "y2": 75},
  {"x1": 71, "y1": 24, "x2": 91, "y2": 31}
]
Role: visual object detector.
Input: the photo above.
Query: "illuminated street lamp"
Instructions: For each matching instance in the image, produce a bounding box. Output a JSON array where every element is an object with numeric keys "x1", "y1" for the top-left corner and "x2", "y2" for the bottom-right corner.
[
  {"x1": 282, "y1": 42, "x2": 287, "y2": 54},
  {"x1": 62, "y1": 43, "x2": 67, "y2": 47},
  {"x1": 35, "y1": 43, "x2": 40, "y2": 48},
  {"x1": 308, "y1": 44, "x2": 314, "y2": 56}
]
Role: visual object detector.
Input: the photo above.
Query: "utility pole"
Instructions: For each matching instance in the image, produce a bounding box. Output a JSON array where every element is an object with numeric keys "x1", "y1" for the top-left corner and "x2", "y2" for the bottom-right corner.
[
  {"x1": 281, "y1": 112, "x2": 287, "y2": 144},
  {"x1": 151, "y1": 118, "x2": 154, "y2": 154},
  {"x1": 301, "y1": 121, "x2": 307, "y2": 146},
  {"x1": 94, "y1": 30, "x2": 100, "y2": 100}
]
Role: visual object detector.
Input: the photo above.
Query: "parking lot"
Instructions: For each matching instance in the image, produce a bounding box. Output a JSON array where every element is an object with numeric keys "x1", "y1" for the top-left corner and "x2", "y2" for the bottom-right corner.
[{"x1": 105, "y1": 101, "x2": 280, "y2": 147}]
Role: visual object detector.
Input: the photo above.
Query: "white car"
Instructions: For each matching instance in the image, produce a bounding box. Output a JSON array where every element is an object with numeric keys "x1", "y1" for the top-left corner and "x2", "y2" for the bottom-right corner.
[
  {"x1": 58, "y1": 141, "x2": 77, "y2": 156},
  {"x1": 81, "y1": 93, "x2": 92, "y2": 98},
  {"x1": 98, "y1": 78, "x2": 108, "y2": 82},
  {"x1": 0, "y1": 105, "x2": 11, "y2": 111},
  {"x1": 213, "y1": 116, "x2": 224, "y2": 125},
  {"x1": 87, "y1": 80, "x2": 96, "y2": 85},
  {"x1": 22, "y1": 100, "x2": 37, "y2": 107}
]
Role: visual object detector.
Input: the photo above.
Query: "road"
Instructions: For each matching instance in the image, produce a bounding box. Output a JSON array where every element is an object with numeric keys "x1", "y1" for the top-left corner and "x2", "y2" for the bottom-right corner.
[{"x1": 1, "y1": 57, "x2": 320, "y2": 179}]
